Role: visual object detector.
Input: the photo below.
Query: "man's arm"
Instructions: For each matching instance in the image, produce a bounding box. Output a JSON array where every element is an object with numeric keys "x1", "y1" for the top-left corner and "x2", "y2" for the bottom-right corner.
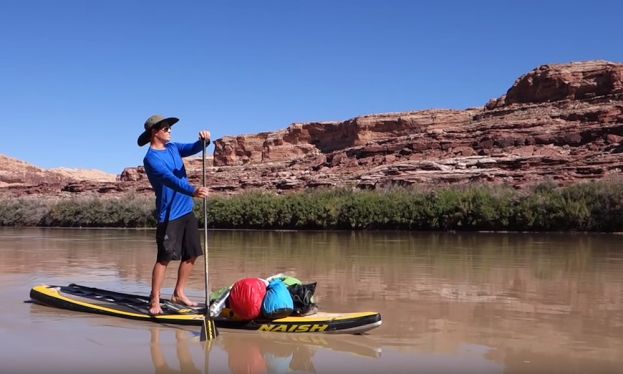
[
  {"x1": 177, "y1": 131, "x2": 211, "y2": 158},
  {"x1": 145, "y1": 156, "x2": 197, "y2": 197}
]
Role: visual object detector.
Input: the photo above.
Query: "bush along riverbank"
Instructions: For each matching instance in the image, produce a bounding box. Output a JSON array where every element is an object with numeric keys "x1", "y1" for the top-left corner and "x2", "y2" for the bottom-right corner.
[
  {"x1": 1, "y1": 181, "x2": 622, "y2": 231},
  {"x1": 0, "y1": 193, "x2": 157, "y2": 228}
]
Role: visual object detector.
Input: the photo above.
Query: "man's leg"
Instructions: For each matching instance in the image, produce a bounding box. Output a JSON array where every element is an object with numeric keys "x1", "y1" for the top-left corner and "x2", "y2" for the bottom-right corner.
[
  {"x1": 173, "y1": 256, "x2": 198, "y2": 307},
  {"x1": 150, "y1": 260, "x2": 169, "y2": 315},
  {"x1": 172, "y1": 213, "x2": 203, "y2": 307}
]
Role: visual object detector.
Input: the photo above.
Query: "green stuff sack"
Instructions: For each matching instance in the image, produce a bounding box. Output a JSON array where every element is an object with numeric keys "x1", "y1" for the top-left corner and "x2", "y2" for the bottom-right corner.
[
  {"x1": 281, "y1": 275, "x2": 302, "y2": 287},
  {"x1": 209, "y1": 286, "x2": 230, "y2": 303}
]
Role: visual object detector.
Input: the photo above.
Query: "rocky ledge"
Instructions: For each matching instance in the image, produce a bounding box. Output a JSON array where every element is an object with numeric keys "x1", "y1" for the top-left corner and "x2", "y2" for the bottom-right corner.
[
  {"x1": 3, "y1": 60, "x2": 623, "y2": 197},
  {"x1": 0, "y1": 155, "x2": 116, "y2": 192}
]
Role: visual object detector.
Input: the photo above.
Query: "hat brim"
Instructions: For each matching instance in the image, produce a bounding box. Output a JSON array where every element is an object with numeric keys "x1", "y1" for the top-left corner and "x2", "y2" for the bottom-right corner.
[{"x1": 137, "y1": 117, "x2": 179, "y2": 146}]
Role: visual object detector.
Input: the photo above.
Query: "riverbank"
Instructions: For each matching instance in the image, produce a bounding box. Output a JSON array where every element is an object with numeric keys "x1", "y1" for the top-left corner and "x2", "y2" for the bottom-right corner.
[{"x1": 1, "y1": 181, "x2": 622, "y2": 231}]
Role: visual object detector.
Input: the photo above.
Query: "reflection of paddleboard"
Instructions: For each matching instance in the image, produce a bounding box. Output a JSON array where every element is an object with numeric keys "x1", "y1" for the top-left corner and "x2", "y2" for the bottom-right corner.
[
  {"x1": 222, "y1": 331, "x2": 383, "y2": 359},
  {"x1": 30, "y1": 284, "x2": 382, "y2": 334}
]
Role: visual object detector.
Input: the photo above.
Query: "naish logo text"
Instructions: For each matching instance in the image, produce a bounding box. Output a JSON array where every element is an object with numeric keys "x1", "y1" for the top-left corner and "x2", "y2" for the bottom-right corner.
[{"x1": 259, "y1": 324, "x2": 329, "y2": 333}]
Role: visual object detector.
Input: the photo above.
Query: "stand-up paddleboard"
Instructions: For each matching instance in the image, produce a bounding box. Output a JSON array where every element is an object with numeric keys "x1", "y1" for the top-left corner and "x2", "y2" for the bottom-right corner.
[{"x1": 30, "y1": 284, "x2": 382, "y2": 334}]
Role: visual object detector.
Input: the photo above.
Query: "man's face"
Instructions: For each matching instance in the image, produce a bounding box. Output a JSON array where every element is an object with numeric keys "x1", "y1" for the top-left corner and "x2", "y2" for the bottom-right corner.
[{"x1": 153, "y1": 125, "x2": 172, "y2": 143}]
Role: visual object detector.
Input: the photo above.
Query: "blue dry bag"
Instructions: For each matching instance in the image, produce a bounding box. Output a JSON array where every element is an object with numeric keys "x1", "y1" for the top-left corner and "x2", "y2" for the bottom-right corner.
[{"x1": 262, "y1": 279, "x2": 294, "y2": 319}]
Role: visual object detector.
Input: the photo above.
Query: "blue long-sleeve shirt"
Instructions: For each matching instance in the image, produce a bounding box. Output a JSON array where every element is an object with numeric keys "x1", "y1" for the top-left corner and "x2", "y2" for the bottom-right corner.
[{"x1": 143, "y1": 141, "x2": 204, "y2": 223}]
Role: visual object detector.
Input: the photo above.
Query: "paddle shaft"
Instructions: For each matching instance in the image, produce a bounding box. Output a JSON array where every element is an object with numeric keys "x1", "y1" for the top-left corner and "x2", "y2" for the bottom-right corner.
[
  {"x1": 202, "y1": 139, "x2": 209, "y2": 308},
  {"x1": 200, "y1": 137, "x2": 218, "y2": 341}
]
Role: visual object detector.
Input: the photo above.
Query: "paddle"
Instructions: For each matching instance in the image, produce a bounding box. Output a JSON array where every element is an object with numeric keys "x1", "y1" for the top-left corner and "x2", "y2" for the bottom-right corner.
[{"x1": 200, "y1": 137, "x2": 218, "y2": 341}]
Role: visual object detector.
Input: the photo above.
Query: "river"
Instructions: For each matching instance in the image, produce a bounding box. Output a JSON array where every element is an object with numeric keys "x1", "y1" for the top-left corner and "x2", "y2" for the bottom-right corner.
[{"x1": 0, "y1": 227, "x2": 621, "y2": 373}]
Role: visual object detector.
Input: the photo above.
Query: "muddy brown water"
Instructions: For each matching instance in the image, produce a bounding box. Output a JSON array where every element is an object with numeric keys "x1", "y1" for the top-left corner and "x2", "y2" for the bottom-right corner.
[{"x1": 0, "y1": 227, "x2": 622, "y2": 373}]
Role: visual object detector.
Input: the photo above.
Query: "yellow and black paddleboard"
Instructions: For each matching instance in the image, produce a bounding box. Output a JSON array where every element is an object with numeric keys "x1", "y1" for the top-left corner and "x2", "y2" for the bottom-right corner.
[{"x1": 29, "y1": 284, "x2": 382, "y2": 334}]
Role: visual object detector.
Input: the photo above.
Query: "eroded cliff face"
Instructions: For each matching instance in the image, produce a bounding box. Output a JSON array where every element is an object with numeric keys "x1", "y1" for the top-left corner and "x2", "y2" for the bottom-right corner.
[
  {"x1": 197, "y1": 60, "x2": 623, "y2": 192},
  {"x1": 2, "y1": 61, "x2": 623, "y2": 197},
  {"x1": 488, "y1": 60, "x2": 623, "y2": 108},
  {"x1": 212, "y1": 110, "x2": 473, "y2": 167}
]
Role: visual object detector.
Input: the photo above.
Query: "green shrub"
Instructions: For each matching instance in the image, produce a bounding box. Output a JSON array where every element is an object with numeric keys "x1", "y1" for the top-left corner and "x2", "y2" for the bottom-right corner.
[
  {"x1": 0, "y1": 197, "x2": 51, "y2": 226},
  {"x1": 37, "y1": 194, "x2": 156, "y2": 227}
]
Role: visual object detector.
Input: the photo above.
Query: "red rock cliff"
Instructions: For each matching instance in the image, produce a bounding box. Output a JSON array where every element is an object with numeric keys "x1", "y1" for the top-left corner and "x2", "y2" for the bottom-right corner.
[{"x1": 198, "y1": 60, "x2": 622, "y2": 193}]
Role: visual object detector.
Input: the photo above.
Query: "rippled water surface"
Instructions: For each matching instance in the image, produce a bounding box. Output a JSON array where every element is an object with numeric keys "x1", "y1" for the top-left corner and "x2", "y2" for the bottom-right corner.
[{"x1": 1, "y1": 227, "x2": 622, "y2": 373}]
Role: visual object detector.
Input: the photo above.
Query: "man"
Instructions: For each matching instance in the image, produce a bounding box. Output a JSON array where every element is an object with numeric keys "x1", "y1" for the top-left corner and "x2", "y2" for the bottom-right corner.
[{"x1": 137, "y1": 114, "x2": 211, "y2": 315}]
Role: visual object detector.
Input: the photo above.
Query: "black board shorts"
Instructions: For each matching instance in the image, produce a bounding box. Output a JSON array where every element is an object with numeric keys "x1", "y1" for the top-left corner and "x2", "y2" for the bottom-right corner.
[{"x1": 156, "y1": 212, "x2": 203, "y2": 262}]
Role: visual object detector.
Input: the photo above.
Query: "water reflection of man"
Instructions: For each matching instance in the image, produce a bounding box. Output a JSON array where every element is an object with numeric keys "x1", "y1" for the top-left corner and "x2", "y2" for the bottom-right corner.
[{"x1": 150, "y1": 327, "x2": 200, "y2": 374}]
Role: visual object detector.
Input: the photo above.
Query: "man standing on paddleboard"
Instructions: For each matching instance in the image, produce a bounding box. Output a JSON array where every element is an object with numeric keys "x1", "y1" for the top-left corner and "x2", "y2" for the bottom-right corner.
[{"x1": 138, "y1": 114, "x2": 211, "y2": 315}]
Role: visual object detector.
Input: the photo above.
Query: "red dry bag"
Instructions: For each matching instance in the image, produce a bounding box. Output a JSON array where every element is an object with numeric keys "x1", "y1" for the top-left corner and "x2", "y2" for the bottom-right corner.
[{"x1": 228, "y1": 278, "x2": 267, "y2": 321}]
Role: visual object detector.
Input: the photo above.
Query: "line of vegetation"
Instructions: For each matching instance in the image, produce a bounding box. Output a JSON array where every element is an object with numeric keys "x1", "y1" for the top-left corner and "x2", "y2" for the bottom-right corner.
[
  {"x1": 0, "y1": 193, "x2": 157, "y2": 228},
  {"x1": 1, "y1": 181, "x2": 622, "y2": 231}
]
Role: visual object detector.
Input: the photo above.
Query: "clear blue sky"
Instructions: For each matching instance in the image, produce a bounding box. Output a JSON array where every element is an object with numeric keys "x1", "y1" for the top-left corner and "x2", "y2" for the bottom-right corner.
[{"x1": 1, "y1": 0, "x2": 621, "y2": 174}]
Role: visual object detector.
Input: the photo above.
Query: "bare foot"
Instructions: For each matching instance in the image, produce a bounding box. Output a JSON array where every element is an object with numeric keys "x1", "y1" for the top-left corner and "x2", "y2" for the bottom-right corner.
[
  {"x1": 171, "y1": 294, "x2": 198, "y2": 307},
  {"x1": 149, "y1": 297, "x2": 163, "y2": 315}
]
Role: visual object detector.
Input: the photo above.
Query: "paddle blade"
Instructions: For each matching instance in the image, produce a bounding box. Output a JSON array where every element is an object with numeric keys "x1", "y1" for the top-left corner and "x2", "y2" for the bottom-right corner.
[{"x1": 200, "y1": 317, "x2": 218, "y2": 341}]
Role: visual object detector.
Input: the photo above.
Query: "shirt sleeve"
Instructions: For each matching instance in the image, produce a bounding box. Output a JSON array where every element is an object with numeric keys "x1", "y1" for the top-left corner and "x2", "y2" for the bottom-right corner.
[
  {"x1": 176, "y1": 140, "x2": 209, "y2": 158},
  {"x1": 144, "y1": 155, "x2": 196, "y2": 196}
]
